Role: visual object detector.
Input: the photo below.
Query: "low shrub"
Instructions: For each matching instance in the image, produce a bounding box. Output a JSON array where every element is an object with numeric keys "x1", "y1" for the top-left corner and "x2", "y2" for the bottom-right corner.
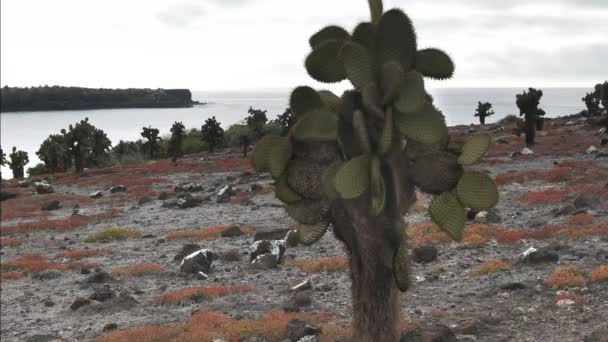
[
  {"x1": 287, "y1": 256, "x2": 349, "y2": 273},
  {"x1": 567, "y1": 213, "x2": 593, "y2": 226},
  {"x1": 1, "y1": 210, "x2": 120, "y2": 234},
  {"x1": 0, "y1": 254, "x2": 99, "y2": 274},
  {"x1": 545, "y1": 266, "x2": 586, "y2": 288},
  {"x1": 0, "y1": 237, "x2": 26, "y2": 247},
  {"x1": 53, "y1": 249, "x2": 112, "y2": 260},
  {"x1": 154, "y1": 284, "x2": 253, "y2": 304},
  {"x1": 471, "y1": 259, "x2": 511, "y2": 275},
  {"x1": 84, "y1": 227, "x2": 139, "y2": 243},
  {"x1": 111, "y1": 263, "x2": 162, "y2": 277},
  {"x1": 588, "y1": 265, "x2": 608, "y2": 283}
]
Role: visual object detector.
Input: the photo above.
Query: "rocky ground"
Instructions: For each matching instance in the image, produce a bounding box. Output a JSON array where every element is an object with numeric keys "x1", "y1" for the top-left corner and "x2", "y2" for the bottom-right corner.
[{"x1": 1, "y1": 116, "x2": 608, "y2": 342}]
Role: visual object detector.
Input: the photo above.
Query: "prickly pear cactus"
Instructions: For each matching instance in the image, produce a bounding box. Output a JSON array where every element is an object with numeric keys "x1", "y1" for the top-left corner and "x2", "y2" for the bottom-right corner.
[
  {"x1": 595, "y1": 81, "x2": 608, "y2": 110},
  {"x1": 252, "y1": 0, "x2": 499, "y2": 338},
  {"x1": 474, "y1": 101, "x2": 495, "y2": 124},
  {"x1": 516, "y1": 88, "x2": 545, "y2": 146}
]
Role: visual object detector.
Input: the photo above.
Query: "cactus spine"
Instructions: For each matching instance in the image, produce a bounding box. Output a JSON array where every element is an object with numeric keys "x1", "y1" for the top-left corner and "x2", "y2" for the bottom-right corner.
[{"x1": 252, "y1": 1, "x2": 498, "y2": 340}]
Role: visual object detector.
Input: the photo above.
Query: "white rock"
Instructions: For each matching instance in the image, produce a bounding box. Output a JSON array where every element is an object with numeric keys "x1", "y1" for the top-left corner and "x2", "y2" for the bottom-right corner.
[
  {"x1": 521, "y1": 147, "x2": 534, "y2": 155},
  {"x1": 522, "y1": 247, "x2": 537, "y2": 258},
  {"x1": 565, "y1": 121, "x2": 576, "y2": 126},
  {"x1": 586, "y1": 145, "x2": 598, "y2": 154},
  {"x1": 180, "y1": 249, "x2": 212, "y2": 267},
  {"x1": 599, "y1": 128, "x2": 607, "y2": 135},
  {"x1": 556, "y1": 299, "x2": 576, "y2": 307}
]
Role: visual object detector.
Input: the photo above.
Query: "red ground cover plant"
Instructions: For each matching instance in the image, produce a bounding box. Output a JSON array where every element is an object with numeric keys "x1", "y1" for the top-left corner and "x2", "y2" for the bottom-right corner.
[
  {"x1": 545, "y1": 266, "x2": 586, "y2": 288},
  {"x1": 229, "y1": 191, "x2": 250, "y2": 205},
  {"x1": 95, "y1": 310, "x2": 348, "y2": 342},
  {"x1": 154, "y1": 284, "x2": 254, "y2": 304},
  {"x1": 1, "y1": 192, "x2": 95, "y2": 220},
  {"x1": 516, "y1": 187, "x2": 564, "y2": 204},
  {"x1": 495, "y1": 169, "x2": 544, "y2": 185},
  {"x1": 53, "y1": 249, "x2": 112, "y2": 260},
  {"x1": 165, "y1": 225, "x2": 253, "y2": 241},
  {"x1": 459, "y1": 224, "x2": 492, "y2": 248},
  {"x1": 287, "y1": 256, "x2": 349, "y2": 273},
  {"x1": 406, "y1": 223, "x2": 451, "y2": 247},
  {"x1": 0, "y1": 271, "x2": 27, "y2": 282},
  {"x1": 492, "y1": 222, "x2": 608, "y2": 244},
  {"x1": 567, "y1": 213, "x2": 594, "y2": 226},
  {"x1": 588, "y1": 265, "x2": 608, "y2": 283},
  {"x1": 0, "y1": 209, "x2": 120, "y2": 234},
  {"x1": 471, "y1": 259, "x2": 512, "y2": 275},
  {"x1": 0, "y1": 254, "x2": 99, "y2": 275},
  {"x1": 111, "y1": 263, "x2": 162, "y2": 277}
]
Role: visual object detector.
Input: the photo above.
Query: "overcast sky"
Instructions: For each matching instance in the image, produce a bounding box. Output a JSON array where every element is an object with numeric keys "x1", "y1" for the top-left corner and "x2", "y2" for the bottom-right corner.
[{"x1": 1, "y1": 0, "x2": 606, "y2": 91}]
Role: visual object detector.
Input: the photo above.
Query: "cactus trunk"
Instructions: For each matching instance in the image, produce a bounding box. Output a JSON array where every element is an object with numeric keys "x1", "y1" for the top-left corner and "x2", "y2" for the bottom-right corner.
[
  {"x1": 333, "y1": 202, "x2": 402, "y2": 342},
  {"x1": 479, "y1": 116, "x2": 485, "y2": 125},
  {"x1": 524, "y1": 119, "x2": 536, "y2": 146}
]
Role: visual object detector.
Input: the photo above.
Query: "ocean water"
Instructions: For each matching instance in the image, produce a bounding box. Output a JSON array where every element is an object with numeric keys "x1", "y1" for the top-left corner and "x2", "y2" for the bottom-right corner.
[{"x1": 0, "y1": 88, "x2": 590, "y2": 178}]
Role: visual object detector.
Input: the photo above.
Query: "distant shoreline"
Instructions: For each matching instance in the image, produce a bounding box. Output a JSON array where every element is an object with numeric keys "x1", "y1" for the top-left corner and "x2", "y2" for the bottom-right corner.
[{"x1": 0, "y1": 86, "x2": 204, "y2": 113}]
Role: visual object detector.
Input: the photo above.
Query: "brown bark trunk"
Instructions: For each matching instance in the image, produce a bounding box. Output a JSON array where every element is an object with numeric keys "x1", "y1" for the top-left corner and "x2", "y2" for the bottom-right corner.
[
  {"x1": 332, "y1": 201, "x2": 402, "y2": 342},
  {"x1": 524, "y1": 119, "x2": 536, "y2": 146}
]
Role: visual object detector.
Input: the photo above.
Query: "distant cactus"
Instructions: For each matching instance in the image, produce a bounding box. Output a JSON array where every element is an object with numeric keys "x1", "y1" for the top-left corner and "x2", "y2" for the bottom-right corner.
[
  {"x1": 275, "y1": 108, "x2": 296, "y2": 135},
  {"x1": 201, "y1": 116, "x2": 224, "y2": 153},
  {"x1": 141, "y1": 126, "x2": 162, "y2": 159},
  {"x1": 237, "y1": 129, "x2": 252, "y2": 157},
  {"x1": 8, "y1": 147, "x2": 29, "y2": 179},
  {"x1": 90, "y1": 128, "x2": 112, "y2": 166},
  {"x1": 167, "y1": 121, "x2": 186, "y2": 162},
  {"x1": 0, "y1": 146, "x2": 6, "y2": 180},
  {"x1": 594, "y1": 81, "x2": 608, "y2": 111},
  {"x1": 582, "y1": 93, "x2": 600, "y2": 116},
  {"x1": 515, "y1": 88, "x2": 545, "y2": 146},
  {"x1": 36, "y1": 134, "x2": 72, "y2": 173},
  {"x1": 246, "y1": 106, "x2": 268, "y2": 139},
  {"x1": 62, "y1": 117, "x2": 111, "y2": 172},
  {"x1": 474, "y1": 101, "x2": 495, "y2": 124},
  {"x1": 252, "y1": 1, "x2": 498, "y2": 339}
]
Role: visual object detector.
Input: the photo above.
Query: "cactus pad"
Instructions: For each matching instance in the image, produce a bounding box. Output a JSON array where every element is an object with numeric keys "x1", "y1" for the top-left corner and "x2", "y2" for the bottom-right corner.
[
  {"x1": 379, "y1": 107, "x2": 394, "y2": 154},
  {"x1": 381, "y1": 61, "x2": 405, "y2": 104},
  {"x1": 287, "y1": 159, "x2": 324, "y2": 199},
  {"x1": 291, "y1": 141, "x2": 340, "y2": 164},
  {"x1": 429, "y1": 192, "x2": 466, "y2": 241},
  {"x1": 286, "y1": 199, "x2": 330, "y2": 225},
  {"x1": 377, "y1": 9, "x2": 416, "y2": 68},
  {"x1": 297, "y1": 222, "x2": 330, "y2": 245},
  {"x1": 352, "y1": 22, "x2": 375, "y2": 50},
  {"x1": 317, "y1": 90, "x2": 341, "y2": 113},
  {"x1": 252, "y1": 135, "x2": 283, "y2": 172},
  {"x1": 368, "y1": 0, "x2": 383, "y2": 25},
  {"x1": 393, "y1": 231, "x2": 410, "y2": 291},
  {"x1": 275, "y1": 173, "x2": 302, "y2": 204},
  {"x1": 409, "y1": 153, "x2": 463, "y2": 194},
  {"x1": 292, "y1": 109, "x2": 339, "y2": 142},
  {"x1": 394, "y1": 71, "x2": 425, "y2": 114},
  {"x1": 334, "y1": 155, "x2": 370, "y2": 199},
  {"x1": 415, "y1": 48, "x2": 454, "y2": 80},
  {"x1": 322, "y1": 161, "x2": 343, "y2": 200},
  {"x1": 309, "y1": 25, "x2": 350, "y2": 48},
  {"x1": 455, "y1": 171, "x2": 499, "y2": 210},
  {"x1": 394, "y1": 103, "x2": 448, "y2": 144},
  {"x1": 305, "y1": 40, "x2": 347, "y2": 83},
  {"x1": 290, "y1": 86, "x2": 323, "y2": 117},
  {"x1": 268, "y1": 137, "x2": 292, "y2": 179},
  {"x1": 353, "y1": 110, "x2": 372, "y2": 153},
  {"x1": 457, "y1": 134, "x2": 491, "y2": 165},
  {"x1": 340, "y1": 42, "x2": 374, "y2": 90}
]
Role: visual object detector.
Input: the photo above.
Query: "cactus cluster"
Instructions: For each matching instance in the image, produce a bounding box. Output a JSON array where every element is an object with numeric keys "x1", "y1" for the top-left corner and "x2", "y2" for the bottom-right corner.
[
  {"x1": 594, "y1": 81, "x2": 608, "y2": 110},
  {"x1": 246, "y1": 106, "x2": 269, "y2": 139},
  {"x1": 8, "y1": 147, "x2": 29, "y2": 179},
  {"x1": 474, "y1": 101, "x2": 495, "y2": 124},
  {"x1": 201, "y1": 116, "x2": 225, "y2": 153},
  {"x1": 167, "y1": 121, "x2": 186, "y2": 162},
  {"x1": 582, "y1": 92, "x2": 600, "y2": 116},
  {"x1": 252, "y1": 0, "x2": 498, "y2": 338},
  {"x1": 515, "y1": 88, "x2": 545, "y2": 146}
]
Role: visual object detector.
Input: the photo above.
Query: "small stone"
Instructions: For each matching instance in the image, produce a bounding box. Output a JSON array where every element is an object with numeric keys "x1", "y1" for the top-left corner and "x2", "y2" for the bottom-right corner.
[
  {"x1": 509, "y1": 151, "x2": 521, "y2": 158},
  {"x1": 41, "y1": 200, "x2": 62, "y2": 211},
  {"x1": 521, "y1": 147, "x2": 534, "y2": 155},
  {"x1": 290, "y1": 279, "x2": 313, "y2": 292},
  {"x1": 413, "y1": 246, "x2": 438, "y2": 263},
  {"x1": 252, "y1": 253, "x2": 278, "y2": 270},
  {"x1": 109, "y1": 185, "x2": 127, "y2": 193},
  {"x1": 180, "y1": 249, "x2": 216, "y2": 274},
  {"x1": 90, "y1": 190, "x2": 103, "y2": 199},
  {"x1": 586, "y1": 146, "x2": 598, "y2": 154},
  {"x1": 17, "y1": 180, "x2": 30, "y2": 187},
  {"x1": 70, "y1": 297, "x2": 91, "y2": 310},
  {"x1": 173, "y1": 244, "x2": 201, "y2": 262},
  {"x1": 220, "y1": 225, "x2": 245, "y2": 238},
  {"x1": 249, "y1": 183, "x2": 263, "y2": 192},
  {"x1": 137, "y1": 196, "x2": 153, "y2": 205},
  {"x1": 161, "y1": 199, "x2": 178, "y2": 208},
  {"x1": 250, "y1": 239, "x2": 286, "y2": 264},
  {"x1": 521, "y1": 249, "x2": 559, "y2": 264},
  {"x1": 35, "y1": 182, "x2": 54, "y2": 194},
  {"x1": 557, "y1": 299, "x2": 576, "y2": 307},
  {"x1": 89, "y1": 285, "x2": 115, "y2": 302},
  {"x1": 158, "y1": 192, "x2": 169, "y2": 200},
  {"x1": 85, "y1": 271, "x2": 114, "y2": 284},
  {"x1": 573, "y1": 194, "x2": 595, "y2": 209},
  {"x1": 43, "y1": 299, "x2": 55, "y2": 307},
  {"x1": 285, "y1": 230, "x2": 299, "y2": 247},
  {"x1": 601, "y1": 138, "x2": 608, "y2": 146},
  {"x1": 500, "y1": 282, "x2": 527, "y2": 291}
]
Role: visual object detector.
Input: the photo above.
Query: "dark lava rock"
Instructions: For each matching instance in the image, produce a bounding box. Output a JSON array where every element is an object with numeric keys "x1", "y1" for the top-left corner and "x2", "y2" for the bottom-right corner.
[
  {"x1": 177, "y1": 193, "x2": 204, "y2": 209},
  {"x1": 552, "y1": 205, "x2": 575, "y2": 217},
  {"x1": 252, "y1": 253, "x2": 278, "y2": 270},
  {"x1": 250, "y1": 239, "x2": 286, "y2": 263},
  {"x1": 43, "y1": 299, "x2": 55, "y2": 307},
  {"x1": 85, "y1": 271, "x2": 115, "y2": 284},
  {"x1": 285, "y1": 230, "x2": 299, "y2": 247},
  {"x1": 180, "y1": 249, "x2": 216, "y2": 275},
  {"x1": 17, "y1": 180, "x2": 30, "y2": 187},
  {"x1": 35, "y1": 182, "x2": 54, "y2": 194},
  {"x1": 485, "y1": 210, "x2": 502, "y2": 224},
  {"x1": 219, "y1": 249, "x2": 242, "y2": 262},
  {"x1": 174, "y1": 182, "x2": 204, "y2": 193},
  {"x1": 90, "y1": 190, "x2": 104, "y2": 199},
  {"x1": 137, "y1": 196, "x2": 153, "y2": 205},
  {"x1": 249, "y1": 183, "x2": 263, "y2": 192},
  {"x1": 103, "y1": 323, "x2": 119, "y2": 332},
  {"x1": 584, "y1": 325, "x2": 608, "y2": 342},
  {"x1": 284, "y1": 319, "x2": 320, "y2": 341},
  {"x1": 574, "y1": 194, "x2": 596, "y2": 209},
  {"x1": 32, "y1": 269, "x2": 62, "y2": 281},
  {"x1": 220, "y1": 225, "x2": 245, "y2": 238},
  {"x1": 173, "y1": 244, "x2": 201, "y2": 262},
  {"x1": 161, "y1": 198, "x2": 179, "y2": 208},
  {"x1": 601, "y1": 138, "x2": 608, "y2": 146},
  {"x1": 400, "y1": 324, "x2": 457, "y2": 342},
  {"x1": 254, "y1": 228, "x2": 292, "y2": 242},
  {"x1": 0, "y1": 192, "x2": 18, "y2": 201},
  {"x1": 217, "y1": 184, "x2": 237, "y2": 203},
  {"x1": 413, "y1": 246, "x2": 438, "y2": 263},
  {"x1": 466, "y1": 209, "x2": 479, "y2": 220},
  {"x1": 521, "y1": 250, "x2": 559, "y2": 264},
  {"x1": 500, "y1": 282, "x2": 527, "y2": 291},
  {"x1": 283, "y1": 290, "x2": 313, "y2": 312},
  {"x1": 70, "y1": 297, "x2": 91, "y2": 310},
  {"x1": 109, "y1": 185, "x2": 127, "y2": 193},
  {"x1": 90, "y1": 285, "x2": 116, "y2": 302},
  {"x1": 41, "y1": 200, "x2": 62, "y2": 211},
  {"x1": 158, "y1": 191, "x2": 169, "y2": 200}
]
